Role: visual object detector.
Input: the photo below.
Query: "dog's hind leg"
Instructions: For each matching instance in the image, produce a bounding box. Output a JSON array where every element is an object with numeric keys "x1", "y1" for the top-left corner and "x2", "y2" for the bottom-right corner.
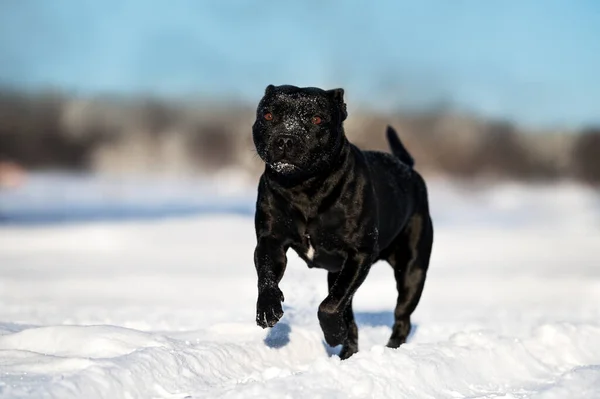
[
  {"x1": 386, "y1": 212, "x2": 433, "y2": 348},
  {"x1": 327, "y1": 271, "x2": 359, "y2": 359}
]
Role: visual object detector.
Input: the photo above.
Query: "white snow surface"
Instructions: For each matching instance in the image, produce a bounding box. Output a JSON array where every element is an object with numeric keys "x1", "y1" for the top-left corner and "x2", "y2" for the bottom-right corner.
[{"x1": 1, "y1": 178, "x2": 600, "y2": 398}]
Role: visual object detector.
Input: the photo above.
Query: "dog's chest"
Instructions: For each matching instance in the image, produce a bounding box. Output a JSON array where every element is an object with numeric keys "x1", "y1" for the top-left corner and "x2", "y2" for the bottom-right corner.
[
  {"x1": 305, "y1": 234, "x2": 315, "y2": 260},
  {"x1": 292, "y1": 234, "x2": 316, "y2": 261},
  {"x1": 294, "y1": 233, "x2": 344, "y2": 273}
]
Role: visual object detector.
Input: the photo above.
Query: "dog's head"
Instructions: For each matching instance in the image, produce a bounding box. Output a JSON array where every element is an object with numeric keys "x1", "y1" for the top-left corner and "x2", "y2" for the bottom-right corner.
[{"x1": 252, "y1": 85, "x2": 348, "y2": 178}]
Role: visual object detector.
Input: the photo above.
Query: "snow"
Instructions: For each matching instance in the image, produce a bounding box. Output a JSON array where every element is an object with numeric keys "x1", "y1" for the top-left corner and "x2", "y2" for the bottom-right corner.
[
  {"x1": 1, "y1": 176, "x2": 600, "y2": 398},
  {"x1": 0, "y1": 172, "x2": 255, "y2": 224}
]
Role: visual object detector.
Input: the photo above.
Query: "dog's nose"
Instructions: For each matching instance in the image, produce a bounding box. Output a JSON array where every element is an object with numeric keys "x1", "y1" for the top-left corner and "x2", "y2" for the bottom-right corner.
[{"x1": 276, "y1": 136, "x2": 295, "y2": 152}]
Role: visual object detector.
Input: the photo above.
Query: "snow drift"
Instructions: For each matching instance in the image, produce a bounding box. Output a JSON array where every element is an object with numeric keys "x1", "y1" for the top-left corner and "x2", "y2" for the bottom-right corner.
[{"x1": 1, "y1": 177, "x2": 599, "y2": 398}]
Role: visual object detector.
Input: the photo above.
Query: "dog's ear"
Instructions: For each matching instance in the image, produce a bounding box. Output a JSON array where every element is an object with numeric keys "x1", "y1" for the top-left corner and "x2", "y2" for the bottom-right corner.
[
  {"x1": 265, "y1": 84, "x2": 276, "y2": 96},
  {"x1": 327, "y1": 88, "x2": 347, "y2": 122}
]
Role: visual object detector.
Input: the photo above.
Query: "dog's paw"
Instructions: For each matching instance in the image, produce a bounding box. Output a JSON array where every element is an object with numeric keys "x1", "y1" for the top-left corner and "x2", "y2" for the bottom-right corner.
[
  {"x1": 338, "y1": 343, "x2": 358, "y2": 360},
  {"x1": 256, "y1": 288, "x2": 284, "y2": 328},
  {"x1": 320, "y1": 319, "x2": 348, "y2": 347},
  {"x1": 318, "y1": 306, "x2": 348, "y2": 347},
  {"x1": 386, "y1": 336, "x2": 407, "y2": 349}
]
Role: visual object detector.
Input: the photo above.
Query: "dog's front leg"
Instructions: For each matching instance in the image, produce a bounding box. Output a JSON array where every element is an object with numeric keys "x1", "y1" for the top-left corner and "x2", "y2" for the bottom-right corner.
[
  {"x1": 318, "y1": 251, "x2": 373, "y2": 346},
  {"x1": 254, "y1": 236, "x2": 287, "y2": 328}
]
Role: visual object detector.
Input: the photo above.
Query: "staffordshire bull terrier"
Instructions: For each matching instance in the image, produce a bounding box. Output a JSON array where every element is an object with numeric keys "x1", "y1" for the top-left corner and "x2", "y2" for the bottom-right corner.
[{"x1": 252, "y1": 84, "x2": 433, "y2": 359}]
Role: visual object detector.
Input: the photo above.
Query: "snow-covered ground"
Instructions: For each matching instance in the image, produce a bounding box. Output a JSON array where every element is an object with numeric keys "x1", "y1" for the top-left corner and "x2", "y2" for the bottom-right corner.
[{"x1": 1, "y1": 176, "x2": 600, "y2": 398}]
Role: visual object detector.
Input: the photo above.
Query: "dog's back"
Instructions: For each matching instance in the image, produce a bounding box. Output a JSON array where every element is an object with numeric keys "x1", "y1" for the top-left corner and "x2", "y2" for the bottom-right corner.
[{"x1": 358, "y1": 126, "x2": 429, "y2": 251}]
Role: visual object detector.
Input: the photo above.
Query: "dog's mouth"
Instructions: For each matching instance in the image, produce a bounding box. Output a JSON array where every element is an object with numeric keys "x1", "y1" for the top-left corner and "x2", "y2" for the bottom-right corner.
[{"x1": 268, "y1": 161, "x2": 301, "y2": 174}]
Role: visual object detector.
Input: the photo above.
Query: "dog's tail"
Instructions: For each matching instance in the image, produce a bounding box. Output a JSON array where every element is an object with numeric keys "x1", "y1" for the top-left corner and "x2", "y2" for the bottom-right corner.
[{"x1": 386, "y1": 125, "x2": 414, "y2": 167}]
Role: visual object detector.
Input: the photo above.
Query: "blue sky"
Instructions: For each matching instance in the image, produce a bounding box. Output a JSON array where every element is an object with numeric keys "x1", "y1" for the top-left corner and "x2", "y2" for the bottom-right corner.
[{"x1": 1, "y1": 0, "x2": 599, "y2": 128}]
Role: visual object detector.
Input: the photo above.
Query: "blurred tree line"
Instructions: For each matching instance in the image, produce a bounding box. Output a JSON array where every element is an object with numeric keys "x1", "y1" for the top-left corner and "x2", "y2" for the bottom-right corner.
[{"x1": 0, "y1": 90, "x2": 598, "y2": 185}]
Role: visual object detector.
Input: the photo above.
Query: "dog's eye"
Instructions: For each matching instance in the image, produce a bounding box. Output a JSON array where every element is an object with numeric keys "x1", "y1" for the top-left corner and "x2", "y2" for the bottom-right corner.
[
  {"x1": 264, "y1": 112, "x2": 273, "y2": 121},
  {"x1": 311, "y1": 116, "x2": 322, "y2": 125}
]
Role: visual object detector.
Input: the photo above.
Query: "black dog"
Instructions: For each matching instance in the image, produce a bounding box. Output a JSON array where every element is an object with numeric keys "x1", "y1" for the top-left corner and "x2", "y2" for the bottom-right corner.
[{"x1": 252, "y1": 85, "x2": 433, "y2": 359}]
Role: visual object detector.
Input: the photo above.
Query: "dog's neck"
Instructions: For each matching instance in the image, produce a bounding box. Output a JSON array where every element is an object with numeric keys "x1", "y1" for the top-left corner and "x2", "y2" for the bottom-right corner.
[{"x1": 263, "y1": 134, "x2": 355, "y2": 221}]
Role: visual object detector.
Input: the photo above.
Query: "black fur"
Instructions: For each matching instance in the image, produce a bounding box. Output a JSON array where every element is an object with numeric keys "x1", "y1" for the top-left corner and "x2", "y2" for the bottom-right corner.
[{"x1": 252, "y1": 85, "x2": 434, "y2": 359}]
